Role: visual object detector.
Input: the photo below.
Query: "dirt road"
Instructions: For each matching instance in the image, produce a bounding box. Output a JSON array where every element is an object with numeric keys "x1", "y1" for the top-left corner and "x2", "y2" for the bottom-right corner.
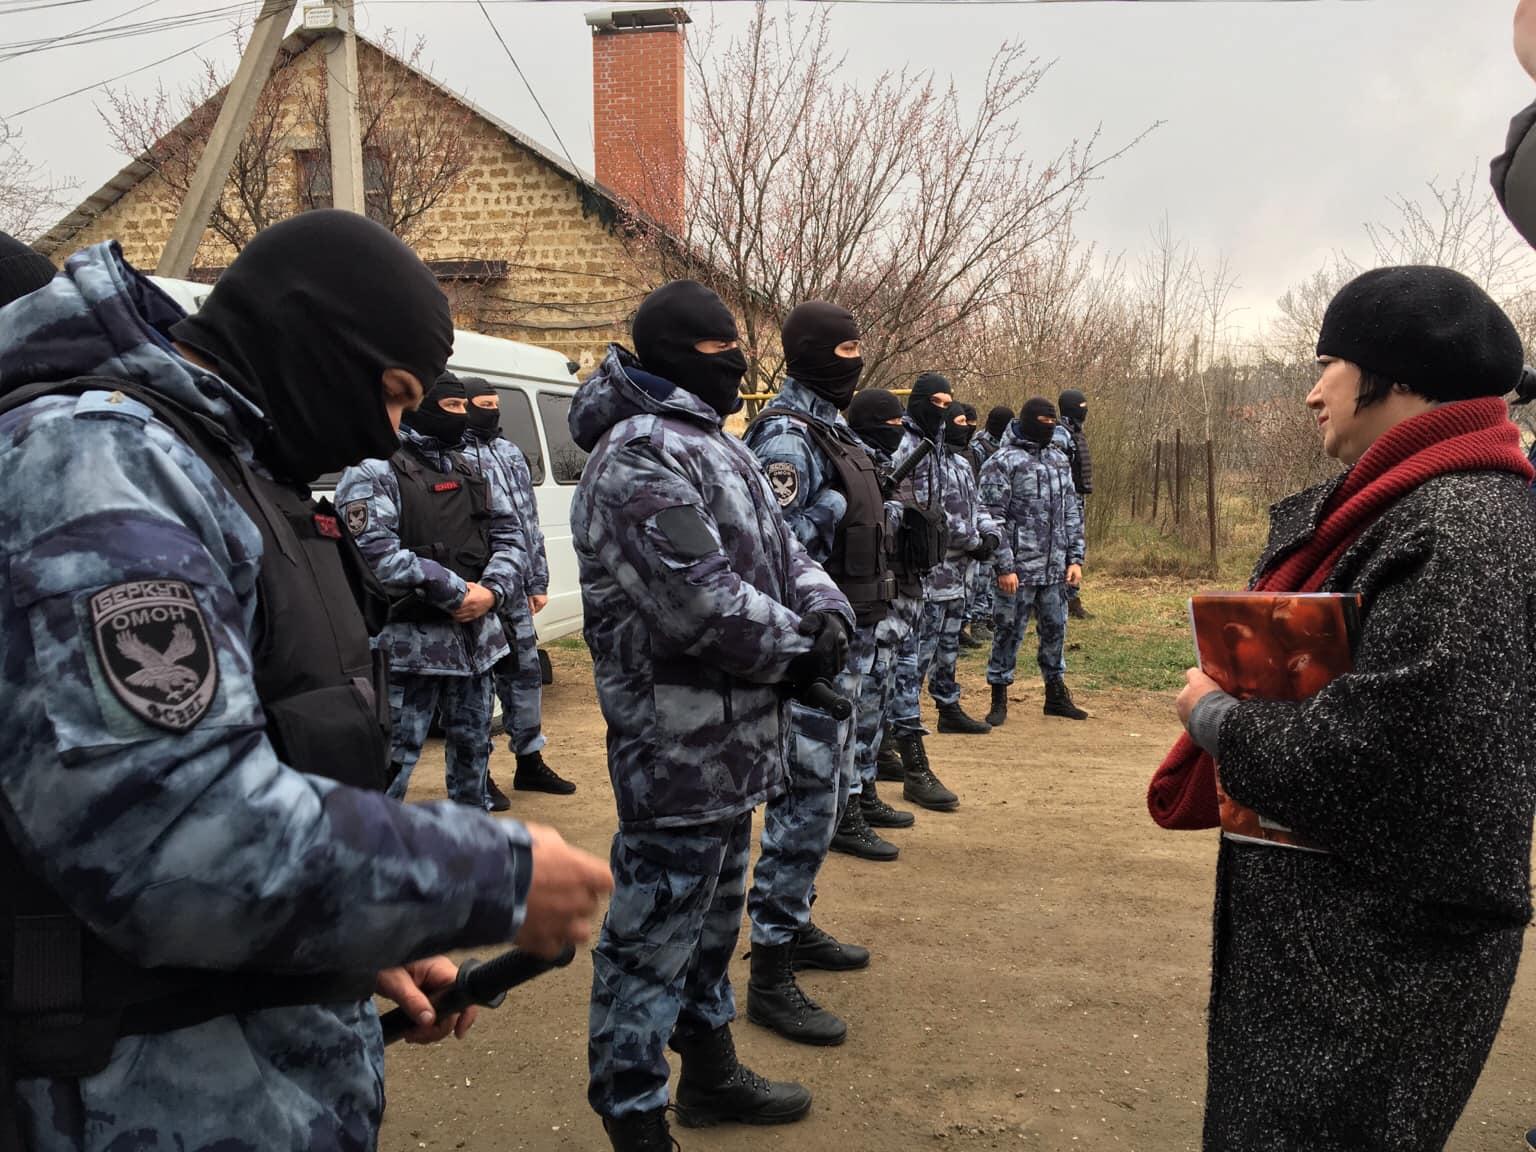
[{"x1": 381, "y1": 646, "x2": 1536, "y2": 1152}]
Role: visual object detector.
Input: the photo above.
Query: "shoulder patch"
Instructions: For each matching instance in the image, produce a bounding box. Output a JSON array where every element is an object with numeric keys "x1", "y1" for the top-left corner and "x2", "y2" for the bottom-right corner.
[
  {"x1": 344, "y1": 500, "x2": 369, "y2": 535},
  {"x1": 655, "y1": 505, "x2": 718, "y2": 559},
  {"x1": 765, "y1": 461, "x2": 800, "y2": 507},
  {"x1": 89, "y1": 580, "x2": 218, "y2": 732}
]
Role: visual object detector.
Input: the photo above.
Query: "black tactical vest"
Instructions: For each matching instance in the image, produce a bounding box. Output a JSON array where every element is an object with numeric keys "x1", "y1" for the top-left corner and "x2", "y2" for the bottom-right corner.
[
  {"x1": 887, "y1": 443, "x2": 947, "y2": 599},
  {"x1": 749, "y1": 410, "x2": 896, "y2": 626},
  {"x1": 0, "y1": 379, "x2": 385, "y2": 1089},
  {"x1": 387, "y1": 443, "x2": 492, "y2": 622}
]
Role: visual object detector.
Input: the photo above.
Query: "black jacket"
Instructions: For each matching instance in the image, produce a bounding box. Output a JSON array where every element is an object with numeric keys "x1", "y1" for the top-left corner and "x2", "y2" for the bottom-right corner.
[
  {"x1": 1061, "y1": 417, "x2": 1092, "y2": 496},
  {"x1": 1493, "y1": 98, "x2": 1536, "y2": 248}
]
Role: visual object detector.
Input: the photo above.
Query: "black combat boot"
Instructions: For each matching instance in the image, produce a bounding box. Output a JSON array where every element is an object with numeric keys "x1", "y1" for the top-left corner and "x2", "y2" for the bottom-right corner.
[
  {"x1": 793, "y1": 920, "x2": 871, "y2": 972},
  {"x1": 671, "y1": 1024, "x2": 812, "y2": 1128},
  {"x1": 1044, "y1": 677, "x2": 1088, "y2": 720},
  {"x1": 984, "y1": 683, "x2": 1008, "y2": 728},
  {"x1": 860, "y1": 780, "x2": 914, "y2": 829},
  {"x1": 747, "y1": 942, "x2": 847, "y2": 1046},
  {"x1": 513, "y1": 750, "x2": 577, "y2": 794},
  {"x1": 957, "y1": 626, "x2": 982, "y2": 650},
  {"x1": 829, "y1": 798, "x2": 899, "y2": 862},
  {"x1": 1067, "y1": 597, "x2": 1092, "y2": 620},
  {"x1": 971, "y1": 620, "x2": 993, "y2": 643},
  {"x1": 874, "y1": 732, "x2": 904, "y2": 782},
  {"x1": 936, "y1": 701, "x2": 991, "y2": 735},
  {"x1": 604, "y1": 1109, "x2": 680, "y2": 1151},
  {"x1": 897, "y1": 733, "x2": 959, "y2": 812},
  {"x1": 485, "y1": 774, "x2": 512, "y2": 812}
]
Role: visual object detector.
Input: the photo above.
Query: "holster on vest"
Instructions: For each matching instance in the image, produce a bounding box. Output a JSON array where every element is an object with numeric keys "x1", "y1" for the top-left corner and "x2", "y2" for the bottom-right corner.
[
  {"x1": 887, "y1": 451, "x2": 947, "y2": 597},
  {"x1": 749, "y1": 410, "x2": 896, "y2": 626},
  {"x1": 0, "y1": 379, "x2": 388, "y2": 1103},
  {"x1": 387, "y1": 444, "x2": 494, "y2": 623}
]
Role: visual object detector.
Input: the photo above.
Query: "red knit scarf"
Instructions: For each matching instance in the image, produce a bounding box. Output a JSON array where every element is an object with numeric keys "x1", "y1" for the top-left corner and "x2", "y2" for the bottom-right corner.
[{"x1": 1147, "y1": 397, "x2": 1533, "y2": 830}]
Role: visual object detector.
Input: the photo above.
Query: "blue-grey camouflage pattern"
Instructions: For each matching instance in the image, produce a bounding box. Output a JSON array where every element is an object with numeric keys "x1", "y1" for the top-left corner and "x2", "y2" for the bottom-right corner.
[
  {"x1": 967, "y1": 555, "x2": 996, "y2": 624},
  {"x1": 987, "y1": 581, "x2": 1069, "y2": 685},
  {"x1": 386, "y1": 670, "x2": 494, "y2": 807},
  {"x1": 920, "y1": 596, "x2": 970, "y2": 708},
  {"x1": 741, "y1": 377, "x2": 850, "y2": 561},
  {"x1": 492, "y1": 595, "x2": 546, "y2": 756},
  {"x1": 849, "y1": 615, "x2": 903, "y2": 789},
  {"x1": 929, "y1": 437, "x2": 998, "y2": 603},
  {"x1": 886, "y1": 593, "x2": 930, "y2": 737},
  {"x1": 0, "y1": 242, "x2": 535, "y2": 1152},
  {"x1": 588, "y1": 813, "x2": 752, "y2": 1119},
  {"x1": 978, "y1": 421, "x2": 1085, "y2": 587},
  {"x1": 465, "y1": 432, "x2": 548, "y2": 595},
  {"x1": 335, "y1": 425, "x2": 526, "y2": 676},
  {"x1": 748, "y1": 699, "x2": 851, "y2": 946},
  {"x1": 969, "y1": 428, "x2": 1003, "y2": 471},
  {"x1": 568, "y1": 346, "x2": 852, "y2": 831}
]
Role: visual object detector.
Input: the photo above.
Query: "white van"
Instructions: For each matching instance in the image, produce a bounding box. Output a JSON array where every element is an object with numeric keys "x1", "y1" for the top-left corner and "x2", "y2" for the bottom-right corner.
[{"x1": 148, "y1": 277, "x2": 588, "y2": 649}]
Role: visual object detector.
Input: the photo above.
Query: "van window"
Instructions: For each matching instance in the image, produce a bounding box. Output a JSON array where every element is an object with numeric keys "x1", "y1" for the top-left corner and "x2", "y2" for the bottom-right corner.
[
  {"x1": 537, "y1": 392, "x2": 588, "y2": 484},
  {"x1": 497, "y1": 388, "x2": 545, "y2": 484}
]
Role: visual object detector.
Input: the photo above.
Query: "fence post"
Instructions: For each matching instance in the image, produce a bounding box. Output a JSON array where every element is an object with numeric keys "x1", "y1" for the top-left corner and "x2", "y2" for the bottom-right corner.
[
  {"x1": 1151, "y1": 441, "x2": 1161, "y2": 520},
  {"x1": 1173, "y1": 430, "x2": 1183, "y2": 525},
  {"x1": 1205, "y1": 438, "x2": 1218, "y2": 573}
]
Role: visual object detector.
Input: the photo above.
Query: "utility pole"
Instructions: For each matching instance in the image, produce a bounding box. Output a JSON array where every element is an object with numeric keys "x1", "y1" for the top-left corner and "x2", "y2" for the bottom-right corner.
[
  {"x1": 324, "y1": 0, "x2": 365, "y2": 215},
  {"x1": 156, "y1": 0, "x2": 297, "y2": 277}
]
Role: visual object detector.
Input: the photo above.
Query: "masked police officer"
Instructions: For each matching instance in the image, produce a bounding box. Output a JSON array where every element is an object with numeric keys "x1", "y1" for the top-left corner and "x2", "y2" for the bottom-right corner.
[
  {"x1": 337, "y1": 373, "x2": 528, "y2": 810},
  {"x1": 461, "y1": 377, "x2": 577, "y2": 799},
  {"x1": 573, "y1": 280, "x2": 853, "y2": 1151},
  {"x1": 0, "y1": 211, "x2": 611, "y2": 1150}
]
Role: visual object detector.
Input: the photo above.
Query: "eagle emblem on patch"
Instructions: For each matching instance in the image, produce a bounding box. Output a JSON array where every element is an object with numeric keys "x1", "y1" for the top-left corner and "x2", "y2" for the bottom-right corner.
[
  {"x1": 765, "y1": 462, "x2": 799, "y2": 507},
  {"x1": 89, "y1": 580, "x2": 218, "y2": 732},
  {"x1": 344, "y1": 500, "x2": 369, "y2": 535}
]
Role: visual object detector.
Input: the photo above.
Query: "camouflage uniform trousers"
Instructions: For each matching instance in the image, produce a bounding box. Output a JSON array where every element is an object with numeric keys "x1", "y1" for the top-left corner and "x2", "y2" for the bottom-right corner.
[
  {"x1": 986, "y1": 582, "x2": 1069, "y2": 686},
  {"x1": 589, "y1": 813, "x2": 753, "y2": 1119},
  {"x1": 884, "y1": 595, "x2": 927, "y2": 740},
  {"x1": 491, "y1": 597, "x2": 546, "y2": 757},
  {"x1": 748, "y1": 685, "x2": 855, "y2": 947},
  {"x1": 853, "y1": 604, "x2": 913, "y2": 787},
  {"x1": 385, "y1": 671, "x2": 494, "y2": 808},
  {"x1": 919, "y1": 597, "x2": 970, "y2": 709},
  {"x1": 967, "y1": 558, "x2": 996, "y2": 624}
]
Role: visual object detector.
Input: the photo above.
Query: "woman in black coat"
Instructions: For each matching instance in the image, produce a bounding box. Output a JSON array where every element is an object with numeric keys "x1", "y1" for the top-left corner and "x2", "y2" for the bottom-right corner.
[{"x1": 1173, "y1": 268, "x2": 1536, "y2": 1151}]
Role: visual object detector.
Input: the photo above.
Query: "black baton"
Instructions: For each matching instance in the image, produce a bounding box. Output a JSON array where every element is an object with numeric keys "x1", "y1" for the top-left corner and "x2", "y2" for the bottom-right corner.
[
  {"x1": 797, "y1": 678, "x2": 853, "y2": 721},
  {"x1": 380, "y1": 945, "x2": 576, "y2": 1044}
]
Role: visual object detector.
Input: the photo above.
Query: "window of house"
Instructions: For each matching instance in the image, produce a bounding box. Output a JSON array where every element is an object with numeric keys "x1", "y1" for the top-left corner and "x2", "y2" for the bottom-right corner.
[
  {"x1": 537, "y1": 392, "x2": 587, "y2": 484},
  {"x1": 294, "y1": 147, "x2": 388, "y2": 224}
]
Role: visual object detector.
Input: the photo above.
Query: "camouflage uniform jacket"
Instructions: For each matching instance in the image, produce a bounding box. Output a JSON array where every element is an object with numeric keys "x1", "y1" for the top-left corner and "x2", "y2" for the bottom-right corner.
[
  {"x1": 0, "y1": 243, "x2": 533, "y2": 1151},
  {"x1": 978, "y1": 421, "x2": 1084, "y2": 586},
  {"x1": 466, "y1": 433, "x2": 549, "y2": 596},
  {"x1": 569, "y1": 346, "x2": 853, "y2": 831},
  {"x1": 970, "y1": 428, "x2": 1003, "y2": 471},
  {"x1": 931, "y1": 445, "x2": 1001, "y2": 603},
  {"x1": 741, "y1": 377, "x2": 850, "y2": 563},
  {"x1": 336, "y1": 426, "x2": 525, "y2": 675}
]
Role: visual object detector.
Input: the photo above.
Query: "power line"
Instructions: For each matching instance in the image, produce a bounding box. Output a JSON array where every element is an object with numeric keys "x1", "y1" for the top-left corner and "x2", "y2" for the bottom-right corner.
[
  {"x1": 7, "y1": 26, "x2": 227, "y2": 117},
  {"x1": 0, "y1": 3, "x2": 252, "y2": 61},
  {"x1": 474, "y1": 0, "x2": 584, "y2": 179}
]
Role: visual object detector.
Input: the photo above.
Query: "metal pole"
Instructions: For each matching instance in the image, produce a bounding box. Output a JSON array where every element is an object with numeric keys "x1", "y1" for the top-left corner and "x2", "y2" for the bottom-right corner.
[
  {"x1": 325, "y1": 0, "x2": 365, "y2": 214},
  {"x1": 156, "y1": 0, "x2": 298, "y2": 276}
]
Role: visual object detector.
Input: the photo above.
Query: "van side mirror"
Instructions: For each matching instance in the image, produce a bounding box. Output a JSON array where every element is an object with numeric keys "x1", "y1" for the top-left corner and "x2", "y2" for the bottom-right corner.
[{"x1": 566, "y1": 360, "x2": 580, "y2": 376}]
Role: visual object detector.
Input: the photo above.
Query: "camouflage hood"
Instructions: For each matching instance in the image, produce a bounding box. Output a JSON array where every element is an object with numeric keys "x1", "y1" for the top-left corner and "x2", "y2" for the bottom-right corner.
[
  {"x1": 0, "y1": 241, "x2": 258, "y2": 439},
  {"x1": 569, "y1": 344, "x2": 722, "y2": 453}
]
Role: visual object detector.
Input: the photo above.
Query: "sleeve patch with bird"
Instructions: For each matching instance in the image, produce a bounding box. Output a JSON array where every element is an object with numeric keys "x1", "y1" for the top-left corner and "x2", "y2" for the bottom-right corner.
[{"x1": 89, "y1": 580, "x2": 219, "y2": 731}]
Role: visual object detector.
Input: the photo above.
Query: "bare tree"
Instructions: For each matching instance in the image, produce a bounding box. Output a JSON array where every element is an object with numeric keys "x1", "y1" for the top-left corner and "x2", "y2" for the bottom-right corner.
[
  {"x1": 619, "y1": 3, "x2": 1153, "y2": 392},
  {"x1": 0, "y1": 118, "x2": 76, "y2": 241}
]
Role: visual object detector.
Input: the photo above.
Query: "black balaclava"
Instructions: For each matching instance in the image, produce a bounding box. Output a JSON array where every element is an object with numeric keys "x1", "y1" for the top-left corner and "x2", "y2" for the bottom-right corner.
[
  {"x1": 782, "y1": 300, "x2": 862, "y2": 409},
  {"x1": 1058, "y1": 389, "x2": 1087, "y2": 425},
  {"x1": 463, "y1": 376, "x2": 501, "y2": 441},
  {"x1": 944, "y1": 403, "x2": 976, "y2": 449},
  {"x1": 171, "y1": 210, "x2": 453, "y2": 483},
  {"x1": 403, "y1": 373, "x2": 468, "y2": 446},
  {"x1": 907, "y1": 372, "x2": 953, "y2": 440},
  {"x1": 0, "y1": 231, "x2": 56, "y2": 307},
  {"x1": 1018, "y1": 397, "x2": 1058, "y2": 448},
  {"x1": 848, "y1": 388, "x2": 905, "y2": 456},
  {"x1": 631, "y1": 279, "x2": 747, "y2": 418},
  {"x1": 984, "y1": 405, "x2": 1014, "y2": 439}
]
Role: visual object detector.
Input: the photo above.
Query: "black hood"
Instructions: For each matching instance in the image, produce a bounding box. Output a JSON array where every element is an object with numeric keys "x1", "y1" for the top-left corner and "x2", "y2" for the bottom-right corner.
[{"x1": 171, "y1": 210, "x2": 453, "y2": 482}]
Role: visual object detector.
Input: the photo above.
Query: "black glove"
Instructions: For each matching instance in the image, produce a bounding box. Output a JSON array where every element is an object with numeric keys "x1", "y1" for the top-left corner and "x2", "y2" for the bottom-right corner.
[
  {"x1": 785, "y1": 611, "x2": 850, "y2": 688},
  {"x1": 968, "y1": 532, "x2": 1001, "y2": 562}
]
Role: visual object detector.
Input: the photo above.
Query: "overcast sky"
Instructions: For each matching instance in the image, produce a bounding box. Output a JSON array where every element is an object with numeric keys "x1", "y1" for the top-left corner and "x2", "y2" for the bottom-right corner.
[{"x1": 3, "y1": 0, "x2": 1531, "y2": 336}]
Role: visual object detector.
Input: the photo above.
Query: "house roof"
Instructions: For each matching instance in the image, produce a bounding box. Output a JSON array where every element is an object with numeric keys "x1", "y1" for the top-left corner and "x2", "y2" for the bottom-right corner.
[{"x1": 34, "y1": 27, "x2": 625, "y2": 258}]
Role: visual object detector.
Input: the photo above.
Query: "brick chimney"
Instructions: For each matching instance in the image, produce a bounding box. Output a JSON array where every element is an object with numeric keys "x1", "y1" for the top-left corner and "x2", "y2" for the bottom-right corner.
[{"x1": 586, "y1": 6, "x2": 689, "y2": 235}]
